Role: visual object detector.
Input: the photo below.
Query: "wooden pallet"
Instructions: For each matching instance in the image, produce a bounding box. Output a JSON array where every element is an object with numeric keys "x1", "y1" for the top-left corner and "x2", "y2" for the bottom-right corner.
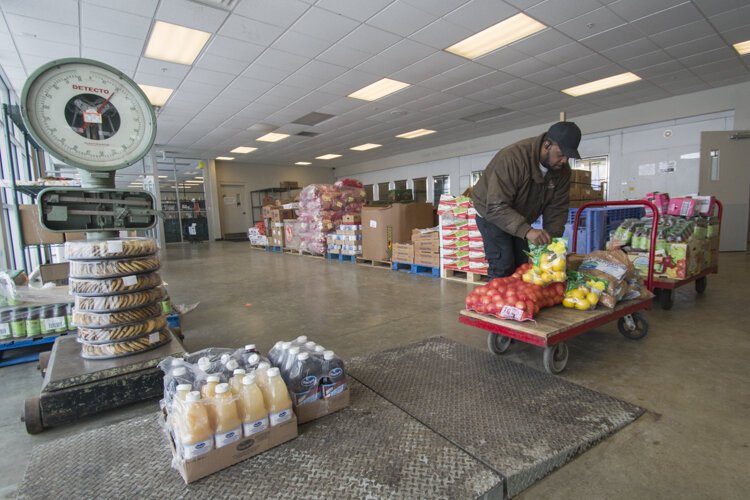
[
  {"x1": 282, "y1": 247, "x2": 300, "y2": 255},
  {"x1": 441, "y1": 268, "x2": 490, "y2": 285},
  {"x1": 249, "y1": 244, "x2": 267, "y2": 251},
  {"x1": 392, "y1": 261, "x2": 440, "y2": 277},
  {"x1": 284, "y1": 248, "x2": 325, "y2": 259},
  {"x1": 356, "y1": 257, "x2": 392, "y2": 269}
]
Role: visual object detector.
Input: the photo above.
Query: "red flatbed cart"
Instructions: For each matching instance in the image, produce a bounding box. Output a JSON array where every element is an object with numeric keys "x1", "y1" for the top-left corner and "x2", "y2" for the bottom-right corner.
[{"x1": 459, "y1": 200, "x2": 659, "y2": 374}]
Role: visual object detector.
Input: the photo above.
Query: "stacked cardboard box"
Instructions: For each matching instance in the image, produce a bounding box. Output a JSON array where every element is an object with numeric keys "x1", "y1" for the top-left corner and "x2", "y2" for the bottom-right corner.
[
  {"x1": 360, "y1": 203, "x2": 434, "y2": 261},
  {"x1": 412, "y1": 228, "x2": 439, "y2": 267},
  {"x1": 247, "y1": 227, "x2": 268, "y2": 246},
  {"x1": 437, "y1": 196, "x2": 488, "y2": 274},
  {"x1": 392, "y1": 243, "x2": 414, "y2": 263},
  {"x1": 326, "y1": 224, "x2": 362, "y2": 256},
  {"x1": 569, "y1": 169, "x2": 604, "y2": 208},
  {"x1": 283, "y1": 219, "x2": 302, "y2": 251}
]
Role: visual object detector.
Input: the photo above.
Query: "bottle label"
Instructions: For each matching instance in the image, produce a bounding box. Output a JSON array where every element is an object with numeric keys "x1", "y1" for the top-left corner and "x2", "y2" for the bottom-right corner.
[
  {"x1": 293, "y1": 388, "x2": 320, "y2": 406},
  {"x1": 121, "y1": 275, "x2": 138, "y2": 286},
  {"x1": 215, "y1": 427, "x2": 242, "y2": 448},
  {"x1": 11, "y1": 320, "x2": 26, "y2": 337},
  {"x1": 182, "y1": 438, "x2": 213, "y2": 459},
  {"x1": 269, "y1": 408, "x2": 292, "y2": 426},
  {"x1": 243, "y1": 416, "x2": 268, "y2": 436},
  {"x1": 322, "y1": 381, "x2": 347, "y2": 399},
  {"x1": 43, "y1": 317, "x2": 67, "y2": 331},
  {"x1": 0, "y1": 322, "x2": 10, "y2": 338},
  {"x1": 26, "y1": 319, "x2": 42, "y2": 336}
]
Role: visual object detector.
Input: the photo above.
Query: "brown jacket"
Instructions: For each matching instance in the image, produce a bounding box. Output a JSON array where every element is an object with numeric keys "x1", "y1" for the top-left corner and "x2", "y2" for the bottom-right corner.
[{"x1": 471, "y1": 133, "x2": 570, "y2": 238}]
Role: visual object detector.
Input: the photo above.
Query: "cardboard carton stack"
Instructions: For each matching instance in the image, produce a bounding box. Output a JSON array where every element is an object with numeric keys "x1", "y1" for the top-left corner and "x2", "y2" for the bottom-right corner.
[
  {"x1": 437, "y1": 195, "x2": 488, "y2": 275},
  {"x1": 283, "y1": 219, "x2": 302, "y2": 251},
  {"x1": 296, "y1": 182, "x2": 366, "y2": 254},
  {"x1": 326, "y1": 216, "x2": 362, "y2": 256},
  {"x1": 360, "y1": 203, "x2": 435, "y2": 262},
  {"x1": 569, "y1": 169, "x2": 603, "y2": 208},
  {"x1": 268, "y1": 207, "x2": 296, "y2": 248},
  {"x1": 412, "y1": 228, "x2": 440, "y2": 267},
  {"x1": 391, "y1": 242, "x2": 414, "y2": 263}
]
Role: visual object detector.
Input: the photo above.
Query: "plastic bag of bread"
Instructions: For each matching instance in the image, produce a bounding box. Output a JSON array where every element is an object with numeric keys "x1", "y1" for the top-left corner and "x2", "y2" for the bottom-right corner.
[
  {"x1": 69, "y1": 272, "x2": 162, "y2": 296},
  {"x1": 577, "y1": 250, "x2": 637, "y2": 308},
  {"x1": 72, "y1": 302, "x2": 162, "y2": 327},
  {"x1": 77, "y1": 315, "x2": 168, "y2": 344},
  {"x1": 69, "y1": 256, "x2": 161, "y2": 279},
  {"x1": 65, "y1": 238, "x2": 158, "y2": 260},
  {"x1": 80, "y1": 329, "x2": 172, "y2": 359}
]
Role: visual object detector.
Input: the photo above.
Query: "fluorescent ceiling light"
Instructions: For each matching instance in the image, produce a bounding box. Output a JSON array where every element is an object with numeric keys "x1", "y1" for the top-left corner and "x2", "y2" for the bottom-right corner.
[
  {"x1": 231, "y1": 146, "x2": 257, "y2": 153},
  {"x1": 194, "y1": 176, "x2": 203, "y2": 179},
  {"x1": 316, "y1": 154, "x2": 341, "y2": 160},
  {"x1": 138, "y1": 84, "x2": 173, "y2": 106},
  {"x1": 295, "y1": 161, "x2": 312, "y2": 165},
  {"x1": 680, "y1": 152, "x2": 700, "y2": 160},
  {"x1": 158, "y1": 175, "x2": 168, "y2": 179},
  {"x1": 216, "y1": 156, "x2": 234, "y2": 160},
  {"x1": 562, "y1": 72, "x2": 641, "y2": 96},
  {"x1": 445, "y1": 13, "x2": 546, "y2": 60},
  {"x1": 350, "y1": 143, "x2": 382, "y2": 151},
  {"x1": 733, "y1": 40, "x2": 750, "y2": 55},
  {"x1": 396, "y1": 129, "x2": 436, "y2": 139},
  {"x1": 257, "y1": 132, "x2": 289, "y2": 142},
  {"x1": 348, "y1": 78, "x2": 410, "y2": 101},
  {"x1": 144, "y1": 20, "x2": 211, "y2": 65}
]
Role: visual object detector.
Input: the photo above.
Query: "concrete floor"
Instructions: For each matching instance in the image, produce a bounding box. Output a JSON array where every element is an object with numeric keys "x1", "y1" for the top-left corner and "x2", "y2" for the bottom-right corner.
[{"x1": 1, "y1": 241, "x2": 748, "y2": 499}]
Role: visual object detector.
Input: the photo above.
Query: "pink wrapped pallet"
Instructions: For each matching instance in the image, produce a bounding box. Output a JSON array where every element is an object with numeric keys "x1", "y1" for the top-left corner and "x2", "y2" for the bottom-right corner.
[
  {"x1": 644, "y1": 192, "x2": 669, "y2": 214},
  {"x1": 296, "y1": 180, "x2": 366, "y2": 254},
  {"x1": 667, "y1": 197, "x2": 698, "y2": 217}
]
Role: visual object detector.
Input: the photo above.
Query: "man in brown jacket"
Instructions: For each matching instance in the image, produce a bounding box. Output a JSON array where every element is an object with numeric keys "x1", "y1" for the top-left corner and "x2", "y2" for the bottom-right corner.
[{"x1": 472, "y1": 122, "x2": 581, "y2": 279}]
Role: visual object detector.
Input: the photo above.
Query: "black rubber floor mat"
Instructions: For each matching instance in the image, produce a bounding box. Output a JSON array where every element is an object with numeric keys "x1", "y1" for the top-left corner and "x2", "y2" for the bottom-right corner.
[
  {"x1": 348, "y1": 337, "x2": 644, "y2": 498},
  {"x1": 17, "y1": 379, "x2": 503, "y2": 499}
]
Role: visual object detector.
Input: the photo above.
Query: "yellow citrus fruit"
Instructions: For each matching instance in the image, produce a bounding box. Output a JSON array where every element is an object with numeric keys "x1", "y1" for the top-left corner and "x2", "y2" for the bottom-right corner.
[
  {"x1": 586, "y1": 292, "x2": 599, "y2": 305},
  {"x1": 552, "y1": 258, "x2": 566, "y2": 272},
  {"x1": 574, "y1": 298, "x2": 592, "y2": 310},
  {"x1": 532, "y1": 277, "x2": 545, "y2": 286},
  {"x1": 570, "y1": 289, "x2": 586, "y2": 300},
  {"x1": 522, "y1": 273, "x2": 532, "y2": 283},
  {"x1": 552, "y1": 271, "x2": 566, "y2": 282},
  {"x1": 562, "y1": 297, "x2": 576, "y2": 308}
]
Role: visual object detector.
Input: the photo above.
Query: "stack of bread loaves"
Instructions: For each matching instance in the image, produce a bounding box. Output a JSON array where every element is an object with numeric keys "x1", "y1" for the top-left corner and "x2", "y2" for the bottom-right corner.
[{"x1": 66, "y1": 238, "x2": 172, "y2": 359}]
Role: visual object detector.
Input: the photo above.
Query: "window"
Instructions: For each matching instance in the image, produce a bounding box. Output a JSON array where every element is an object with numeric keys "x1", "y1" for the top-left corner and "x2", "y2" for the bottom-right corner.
[
  {"x1": 393, "y1": 179, "x2": 407, "y2": 190},
  {"x1": 573, "y1": 156, "x2": 608, "y2": 193},
  {"x1": 364, "y1": 184, "x2": 374, "y2": 202},
  {"x1": 470, "y1": 170, "x2": 483, "y2": 186},
  {"x1": 413, "y1": 177, "x2": 427, "y2": 203},
  {"x1": 433, "y1": 175, "x2": 450, "y2": 205},
  {"x1": 377, "y1": 182, "x2": 389, "y2": 201}
]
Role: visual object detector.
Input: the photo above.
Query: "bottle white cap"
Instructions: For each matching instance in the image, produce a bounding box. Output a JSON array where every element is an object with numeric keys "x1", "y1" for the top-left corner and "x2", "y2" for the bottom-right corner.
[
  {"x1": 171, "y1": 358, "x2": 185, "y2": 367},
  {"x1": 206, "y1": 375, "x2": 220, "y2": 383},
  {"x1": 298, "y1": 352, "x2": 310, "y2": 361},
  {"x1": 186, "y1": 391, "x2": 201, "y2": 402},
  {"x1": 296, "y1": 335, "x2": 308, "y2": 343},
  {"x1": 267, "y1": 367, "x2": 280, "y2": 378},
  {"x1": 257, "y1": 361, "x2": 270, "y2": 371},
  {"x1": 220, "y1": 354, "x2": 231, "y2": 364},
  {"x1": 248, "y1": 354, "x2": 260, "y2": 364},
  {"x1": 314, "y1": 346, "x2": 325, "y2": 353},
  {"x1": 225, "y1": 359, "x2": 239, "y2": 371},
  {"x1": 197, "y1": 357, "x2": 211, "y2": 370},
  {"x1": 233, "y1": 368, "x2": 246, "y2": 376},
  {"x1": 176, "y1": 383, "x2": 192, "y2": 392},
  {"x1": 215, "y1": 383, "x2": 230, "y2": 394},
  {"x1": 289, "y1": 346, "x2": 300, "y2": 354},
  {"x1": 304, "y1": 341, "x2": 316, "y2": 349},
  {"x1": 324, "y1": 350, "x2": 335, "y2": 361},
  {"x1": 173, "y1": 366, "x2": 187, "y2": 376},
  {"x1": 281, "y1": 342, "x2": 292, "y2": 349},
  {"x1": 245, "y1": 344, "x2": 256, "y2": 351},
  {"x1": 242, "y1": 374, "x2": 256, "y2": 385}
]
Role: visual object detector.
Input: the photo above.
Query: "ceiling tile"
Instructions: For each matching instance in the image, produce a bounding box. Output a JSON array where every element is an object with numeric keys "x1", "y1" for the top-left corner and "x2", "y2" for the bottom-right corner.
[
  {"x1": 580, "y1": 24, "x2": 643, "y2": 52},
  {"x1": 81, "y1": 3, "x2": 152, "y2": 39},
  {"x1": 601, "y1": 37, "x2": 659, "y2": 60},
  {"x1": 272, "y1": 30, "x2": 333, "y2": 58},
  {"x1": 137, "y1": 58, "x2": 191, "y2": 80},
  {"x1": 510, "y1": 29, "x2": 572, "y2": 57},
  {"x1": 293, "y1": 6, "x2": 360, "y2": 42},
  {"x1": 631, "y1": 2, "x2": 703, "y2": 35},
  {"x1": 5, "y1": 14, "x2": 78, "y2": 45},
  {"x1": 648, "y1": 20, "x2": 715, "y2": 49},
  {"x1": 357, "y1": 40, "x2": 435, "y2": 75},
  {"x1": 541, "y1": 74, "x2": 587, "y2": 91},
  {"x1": 633, "y1": 59, "x2": 684, "y2": 79},
  {"x1": 390, "y1": 51, "x2": 466, "y2": 83},
  {"x1": 194, "y1": 52, "x2": 249, "y2": 75},
  {"x1": 367, "y1": 2, "x2": 437, "y2": 37},
  {"x1": 410, "y1": 18, "x2": 473, "y2": 49},
  {"x1": 438, "y1": 62, "x2": 494, "y2": 88},
  {"x1": 555, "y1": 8, "x2": 624, "y2": 40},
  {"x1": 294, "y1": 60, "x2": 349, "y2": 83},
  {"x1": 317, "y1": 69, "x2": 383, "y2": 95},
  {"x1": 252, "y1": 48, "x2": 310, "y2": 72},
  {"x1": 501, "y1": 56, "x2": 548, "y2": 77},
  {"x1": 606, "y1": 0, "x2": 689, "y2": 22},
  {"x1": 664, "y1": 35, "x2": 726, "y2": 59},
  {"x1": 375, "y1": 85, "x2": 436, "y2": 106},
  {"x1": 709, "y1": 5, "x2": 750, "y2": 33},
  {"x1": 402, "y1": 0, "x2": 471, "y2": 17},
  {"x1": 316, "y1": 44, "x2": 373, "y2": 67},
  {"x1": 443, "y1": 0, "x2": 518, "y2": 32},
  {"x1": 679, "y1": 47, "x2": 738, "y2": 68},
  {"x1": 398, "y1": 91, "x2": 456, "y2": 111},
  {"x1": 318, "y1": 97, "x2": 367, "y2": 115},
  {"x1": 244, "y1": 63, "x2": 297, "y2": 84},
  {"x1": 558, "y1": 53, "x2": 612, "y2": 73},
  {"x1": 722, "y1": 25, "x2": 750, "y2": 44},
  {"x1": 3, "y1": 0, "x2": 79, "y2": 26},
  {"x1": 619, "y1": 50, "x2": 673, "y2": 71},
  {"x1": 82, "y1": 49, "x2": 138, "y2": 76},
  {"x1": 443, "y1": 71, "x2": 515, "y2": 96},
  {"x1": 204, "y1": 36, "x2": 265, "y2": 64},
  {"x1": 219, "y1": 14, "x2": 285, "y2": 45},
  {"x1": 289, "y1": 90, "x2": 342, "y2": 112},
  {"x1": 82, "y1": 29, "x2": 144, "y2": 58},
  {"x1": 187, "y1": 67, "x2": 236, "y2": 87},
  {"x1": 15, "y1": 37, "x2": 77, "y2": 60},
  {"x1": 339, "y1": 24, "x2": 401, "y2": 54},
  {"x1": 156, "y1": 0, "x2": 228, "y2": 32},
  {"x1": 233, "y1": 0, "x2": 310, "y2": 29},
  {"x1": 83, "y1": 0, "x2": 158, "y2": 18},
  {"x1": 475, "y1": 46, "x2": 528, "y2": 70},
  {"x1": 134, "y1": 67, "x2": 183, "y2": 88},
  {"x1": 524, "y1": 66, "x2": 572, "y2": 85},
  {"x1": 316, "y1": 0, "x2": 394, "y2": 22},
  {"x1": 527, "y1": 0, "x2": 604, "y2": 26}
]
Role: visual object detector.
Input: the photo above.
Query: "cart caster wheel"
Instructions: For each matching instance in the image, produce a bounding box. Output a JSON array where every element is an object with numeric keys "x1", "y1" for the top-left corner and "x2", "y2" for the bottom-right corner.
[
  {"x1": 695, "y1": 277, "x2": 707, "y2": 294},
  {"x1": 487, "y1": 333, "x2": 512, "y2": 355},
  {"x1": 618, "y1": 313, "x2": 649, "y2": 340},
  {"x1": 22, "y1": 397, "x2": 44, "y2": 435},
  {"x1": 543, "y1": 343, "x2": 568, "y2": 374},
  {"x1": 659, "y1": 289, "x2": 674, "y2": 310}
]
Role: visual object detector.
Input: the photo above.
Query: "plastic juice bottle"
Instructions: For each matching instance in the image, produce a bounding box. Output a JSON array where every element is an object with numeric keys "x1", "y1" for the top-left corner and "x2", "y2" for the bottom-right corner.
[
  {"x1": 281, "y1": 346, "x2": 300, "y2": 381},
  {"x1": 0, "y1": 310, "x2": 11, "y2": 340},
  {"x1": 320, "y1": 350, "x2": 347, "y2": 399},
  {"x1": 268, "y1": 341, "x2": 283, "y2": 365},
  {"x1": 303, "y1": 341, "x2": 317, "y2": 352},
  {"x1": 292, "y1": 335, "x2": 308, "y2": 347},
  {"x1": 314, "y1": 345, "x2": 325, "y2": 354},
  {"x1": 10, "y1": 308, "x2": 27, "y2": 338},
  {"x1": 25, "y1": 307, "x2": 42, "y2": 337},
  {"x1": 288, "y1": 352, "x2": 321, "y2": 406},
  {"x1": 275, "y1": 341, "x2": 293, "y2": 369},
  {"x1": 239, "y1": 374, "x2": 269, "y2": 436},
  {"x1": 244, "y1": 353, "x2": 261, "y2": 371},
  {"x1": 175, "y1": 383, "x2": 192, "y2": 402},
  {"x1": 213, "y1": 383, "x2": 242, "y2": 448},
  {"x1": 197, "y1": 357, "x2": 213, "y2": 374},
  {"x1": 178, "y1": 391, "x2": 214, "y2": 459},
  {"x1": 229, "y1": 368, "x2": 246, "y2": 395},
  {"x1": 201, "y1": 375, "x2": 221, "y2": 428},
  {"x1": 265, "y1": 367, "x2": 293, "y2": 427}
]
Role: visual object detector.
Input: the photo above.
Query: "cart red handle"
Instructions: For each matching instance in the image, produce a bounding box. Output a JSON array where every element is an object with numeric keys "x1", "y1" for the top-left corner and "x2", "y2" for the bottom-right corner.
[{"x1": 571, "y1": 200, "x2": 659, "y2": 291}]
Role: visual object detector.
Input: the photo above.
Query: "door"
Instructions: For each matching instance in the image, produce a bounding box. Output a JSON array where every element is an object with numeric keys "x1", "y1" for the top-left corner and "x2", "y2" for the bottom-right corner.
[
  {"x1": 699, "y1": 131, "x2": 750, "y2": 251},
  {"x1": 219, "y1": 183, "x2": 249, "y2": 239}
]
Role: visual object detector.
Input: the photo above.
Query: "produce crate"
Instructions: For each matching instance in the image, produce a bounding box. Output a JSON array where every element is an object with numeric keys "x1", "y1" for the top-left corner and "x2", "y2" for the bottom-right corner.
[{"x1": 565, "y1": 207, "x2": 606, "y2": 253}]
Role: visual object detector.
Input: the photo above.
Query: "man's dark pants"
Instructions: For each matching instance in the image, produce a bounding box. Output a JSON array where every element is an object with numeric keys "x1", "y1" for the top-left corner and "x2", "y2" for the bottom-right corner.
[{"x1": 475, "y1": 215, "x2": 529, "y2": 279}]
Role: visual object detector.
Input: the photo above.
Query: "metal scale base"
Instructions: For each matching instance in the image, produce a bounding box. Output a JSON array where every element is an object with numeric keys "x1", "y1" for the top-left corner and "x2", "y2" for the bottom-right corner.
[{"x1": 24, "y1": 334, "x2": 185, "y2": 434}]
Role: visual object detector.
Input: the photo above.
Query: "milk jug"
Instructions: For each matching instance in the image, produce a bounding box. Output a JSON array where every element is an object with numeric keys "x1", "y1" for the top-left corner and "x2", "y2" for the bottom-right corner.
[
  {"x1": 213, "y1": 383, "x2": 242, "y2": 448},
  {"x1": 178, "y1": 391, "x2": 213, "y2": 459},
  {"x1": 265, "y1": 367, "x2": 293, "y2": 426},
  {"x1": 239, "y1": 374, "x2": 268, "y2": 436}
]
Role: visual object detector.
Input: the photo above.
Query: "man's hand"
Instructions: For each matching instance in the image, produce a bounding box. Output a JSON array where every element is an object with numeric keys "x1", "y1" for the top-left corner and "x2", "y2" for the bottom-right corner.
[{"x1": 526, "y1": 228, "x2": 551, "y2": 245}]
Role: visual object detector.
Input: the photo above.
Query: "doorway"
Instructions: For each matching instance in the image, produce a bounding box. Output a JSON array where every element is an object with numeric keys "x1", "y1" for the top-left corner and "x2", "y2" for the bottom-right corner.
[{"x1": 219, "y1": 183, "x2": 249, "y2": 240}]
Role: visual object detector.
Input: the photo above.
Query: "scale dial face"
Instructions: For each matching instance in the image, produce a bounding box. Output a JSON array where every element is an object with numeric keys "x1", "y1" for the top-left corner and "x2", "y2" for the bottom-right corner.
[{"x1": 21, "y1": 58, "x2": 156, "y2": 172}]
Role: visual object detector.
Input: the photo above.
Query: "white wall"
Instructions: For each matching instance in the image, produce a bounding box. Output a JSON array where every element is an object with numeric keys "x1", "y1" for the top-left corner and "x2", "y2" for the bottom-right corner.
[{"x1": 335, "y1": 81, "x2": 750, "y2": 197}]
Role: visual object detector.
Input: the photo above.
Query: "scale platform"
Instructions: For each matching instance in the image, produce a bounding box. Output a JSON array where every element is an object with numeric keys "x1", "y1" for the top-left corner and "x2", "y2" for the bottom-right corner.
[{"x1": 24, "y1": 333, "x2": 184, "y2": 434}]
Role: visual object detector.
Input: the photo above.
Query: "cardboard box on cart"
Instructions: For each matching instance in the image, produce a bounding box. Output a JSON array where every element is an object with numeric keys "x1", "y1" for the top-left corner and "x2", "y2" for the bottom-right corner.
[
  {"x1": 294, "y1": 388, "x2": 351, "y2": 424},
  {"x1": 361, "y1": 203, "x2": 434, "y2": 261}
]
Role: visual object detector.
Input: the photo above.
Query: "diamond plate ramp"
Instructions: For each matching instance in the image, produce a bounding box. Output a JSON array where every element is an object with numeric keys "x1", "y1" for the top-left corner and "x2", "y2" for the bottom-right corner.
[
  {"x1": 348, "y1": 337, "x2": 644, "y2": 498},
  {"x1": 17, "y1": 379, "x2": 503, "y2": 499}
]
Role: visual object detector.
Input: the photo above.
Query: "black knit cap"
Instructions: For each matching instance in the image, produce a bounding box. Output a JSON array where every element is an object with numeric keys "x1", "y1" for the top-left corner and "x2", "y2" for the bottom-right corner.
[{"x1": 547, "y1": 121, "x2": 581, "y2": 159}]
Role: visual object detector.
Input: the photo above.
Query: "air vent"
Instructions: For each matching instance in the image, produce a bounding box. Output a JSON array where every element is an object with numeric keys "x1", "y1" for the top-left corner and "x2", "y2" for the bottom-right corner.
[
  {"x1": 296, "y1": 131, "x2": 320, "y2": 137},
  {"x1": 291, "y1": 112, "x2": 335, "y2": 126},
  {"x1": 461, "y1": 107, "x2": 513, "y2": 123}
]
